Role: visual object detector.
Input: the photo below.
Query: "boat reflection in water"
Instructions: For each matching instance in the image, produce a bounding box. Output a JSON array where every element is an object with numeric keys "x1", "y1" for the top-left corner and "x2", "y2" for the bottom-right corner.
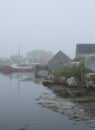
[{"x1": 6, "y1": 72, "x2": 35, "y2": 96}]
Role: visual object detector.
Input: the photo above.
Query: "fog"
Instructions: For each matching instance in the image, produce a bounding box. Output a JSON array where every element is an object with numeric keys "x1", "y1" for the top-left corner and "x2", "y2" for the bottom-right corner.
[{"x1": 0, "y1": 0, "x2": 95, "y2": 58}]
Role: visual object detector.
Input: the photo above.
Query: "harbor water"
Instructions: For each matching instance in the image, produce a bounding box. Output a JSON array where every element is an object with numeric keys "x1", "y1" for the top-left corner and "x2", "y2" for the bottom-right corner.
[{"x1": 0, "y1": 73, "x2": 94, "y2": 130}]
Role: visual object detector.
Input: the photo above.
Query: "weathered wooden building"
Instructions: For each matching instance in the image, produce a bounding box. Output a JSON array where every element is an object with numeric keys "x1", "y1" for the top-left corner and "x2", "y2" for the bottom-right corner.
[
  {"x1": 76, "y1": 44, "x2": 95, "y2": 58},
  {"x1": 48, "y1": 50, "x2": 71, "y2": 72}
]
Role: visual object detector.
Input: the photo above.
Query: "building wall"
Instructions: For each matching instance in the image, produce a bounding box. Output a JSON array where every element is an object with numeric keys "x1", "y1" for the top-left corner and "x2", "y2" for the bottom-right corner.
[
  {"x1": 48, "y1": 59, "x2": 65, "y2": 72},
  {"x1": 76, "y1": 49, "x2": 92, "y2": 58},
  {"x1": 48, "y1": 51, "x2": 71, "y2": 72},
  {"x1": 76, "y1": 44, "x2": 95, "y2": 58}
]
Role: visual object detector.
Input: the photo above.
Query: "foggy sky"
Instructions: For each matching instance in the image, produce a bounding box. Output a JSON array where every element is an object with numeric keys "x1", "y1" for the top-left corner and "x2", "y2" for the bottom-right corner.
[{"x1": 0, "y1": 0, "x2": 95, "y2": 59}]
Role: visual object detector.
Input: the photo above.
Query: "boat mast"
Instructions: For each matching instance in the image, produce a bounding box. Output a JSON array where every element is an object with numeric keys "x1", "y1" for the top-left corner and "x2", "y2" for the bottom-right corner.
[{"x1": 18, "y1": 45, "x2": 20, "y2": 64}]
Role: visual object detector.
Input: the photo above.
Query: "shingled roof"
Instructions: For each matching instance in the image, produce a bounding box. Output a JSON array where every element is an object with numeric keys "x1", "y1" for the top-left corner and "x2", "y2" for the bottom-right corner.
[
  {"x1": 76, "y1": 44, "x2": 95, "y2": 53},
  {"x1": 48, "y1": 50, "x2": 71, "y2": 71},
  {"x1": 49, "y1": 50, "x2": 71, "y2": 64}
]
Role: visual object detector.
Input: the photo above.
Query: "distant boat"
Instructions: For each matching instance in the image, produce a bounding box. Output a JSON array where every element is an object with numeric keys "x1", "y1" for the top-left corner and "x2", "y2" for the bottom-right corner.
[{"x1": 3, "y1": 64, "x2": 36, "y2": 73}]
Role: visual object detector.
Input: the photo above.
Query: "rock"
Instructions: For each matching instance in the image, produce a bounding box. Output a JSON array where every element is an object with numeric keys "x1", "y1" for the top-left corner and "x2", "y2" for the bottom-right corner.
[
  {"x1": 42, "y1": 80, "x2": 55, "y2": 87},
  {"x1": 67, "y1": 77, "x2": 78, "y2": 87},
  {"x1": 84, "y1": 54, "x2": 95, "y2": 72},
  {"x1": 86, "y1": 73, "x2": 95, "y2": 78},
  {"x1": 46, "y1": 74, "x2": 54, "y2": 80},
  {"x1": 54, "y1": 76, "x2": 66, "y2": 84},
  {"x1": 65, "y1": 61, "x2": 80, "y2": 68},
  {"x1": 87, "y1": 81, "x2": 95, "y2": 88}
]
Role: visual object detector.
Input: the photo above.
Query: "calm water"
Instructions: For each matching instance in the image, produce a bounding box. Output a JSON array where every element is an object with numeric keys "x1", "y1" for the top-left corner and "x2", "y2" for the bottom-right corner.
[{"x1": 0, "y1": 73, "x2": 94, "y2": 130}]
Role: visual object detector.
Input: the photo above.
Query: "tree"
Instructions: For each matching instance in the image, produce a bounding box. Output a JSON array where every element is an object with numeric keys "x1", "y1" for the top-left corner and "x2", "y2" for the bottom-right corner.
[{"x1": 26, "y1": 49, "x2": 53, "y2": 65}]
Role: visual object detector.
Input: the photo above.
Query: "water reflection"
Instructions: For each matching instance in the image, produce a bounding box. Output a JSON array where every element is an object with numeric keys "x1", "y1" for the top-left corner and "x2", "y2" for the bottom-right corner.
[
  {"x1": 7, "y1": 72, "x2": 35, "y2": 80},
  {"x1": 5, "y1": 72, "x2": 35, "y2": 96},
  {"x1": 17, "y1": 80, "x2": 20, "y2": 96},
  {"x1": 38, "y1": 84, "x2": 95, "y2": 128},
  {"x1": 0, "y1": 73, "x2": 94, "y2": 130}
]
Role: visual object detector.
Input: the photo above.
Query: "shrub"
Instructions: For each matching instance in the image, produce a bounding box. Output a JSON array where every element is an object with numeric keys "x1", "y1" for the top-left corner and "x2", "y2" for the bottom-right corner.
[
  {"x1": 89, "y1": 74, "x2": 95, "y2": 81},
  {"x1": 54, "y1": 62, "x2": 92, "y2": 84}
]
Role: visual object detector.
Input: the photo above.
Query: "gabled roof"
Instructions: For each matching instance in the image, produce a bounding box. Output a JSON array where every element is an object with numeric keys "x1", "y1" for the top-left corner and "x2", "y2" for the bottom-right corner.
[
  {"x1": 76, "y1": 44, "x2": 95, "y2": 53},
  {"x1": 49, "y1": 50, "x2": 71, "y2": 63},
  {"x1": 48, "y1": 50, "x2": 71, "y2": 71}
]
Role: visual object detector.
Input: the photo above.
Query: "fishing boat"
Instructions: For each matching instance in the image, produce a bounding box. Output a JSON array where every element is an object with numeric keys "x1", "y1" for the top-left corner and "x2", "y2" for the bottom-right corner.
[{"x1": 3, "y1": 64, "x2": 36, "y2": 73}]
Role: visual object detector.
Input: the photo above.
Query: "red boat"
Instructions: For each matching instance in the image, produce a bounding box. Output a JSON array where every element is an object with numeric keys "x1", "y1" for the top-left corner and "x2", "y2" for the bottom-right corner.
[{"x1": 3, "y1": 64, "x2": 36, "y2": 73}]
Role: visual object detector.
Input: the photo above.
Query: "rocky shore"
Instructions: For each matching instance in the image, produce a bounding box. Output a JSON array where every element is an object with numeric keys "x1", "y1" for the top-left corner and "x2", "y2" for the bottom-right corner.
[
  {"x1": 36, "y1": 89, "x2": 95, "y2": 128},
  {"x1": 20, "y1": 75, "x2": 95, "y2": 128},
  {"x1": 35, "y1": 75, "x2": 95, "y2": 128}
]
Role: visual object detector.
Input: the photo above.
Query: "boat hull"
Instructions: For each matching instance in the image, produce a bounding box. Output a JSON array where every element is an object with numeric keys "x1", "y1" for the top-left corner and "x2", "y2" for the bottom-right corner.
[{"x1": 3, "y1": 65, "x2": 36, "y2": 73}]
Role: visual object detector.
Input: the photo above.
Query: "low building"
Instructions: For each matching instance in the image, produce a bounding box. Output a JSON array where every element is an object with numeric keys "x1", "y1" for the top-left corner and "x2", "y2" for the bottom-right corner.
[
  {"x1": 48, "y1": 50, "x2": 71, "y2": 72},
  {"x1": 35, "y1": 65, "x2": 48, "y2": 77},
  {"x1": 76, "y1": 44, "x2": 95, "y2": 58}
]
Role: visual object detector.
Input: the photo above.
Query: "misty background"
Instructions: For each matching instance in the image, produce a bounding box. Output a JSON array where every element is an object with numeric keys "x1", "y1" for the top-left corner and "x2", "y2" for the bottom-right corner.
[{"x1": 0, "y1": 0, "x2": 95, "y2": 58}]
